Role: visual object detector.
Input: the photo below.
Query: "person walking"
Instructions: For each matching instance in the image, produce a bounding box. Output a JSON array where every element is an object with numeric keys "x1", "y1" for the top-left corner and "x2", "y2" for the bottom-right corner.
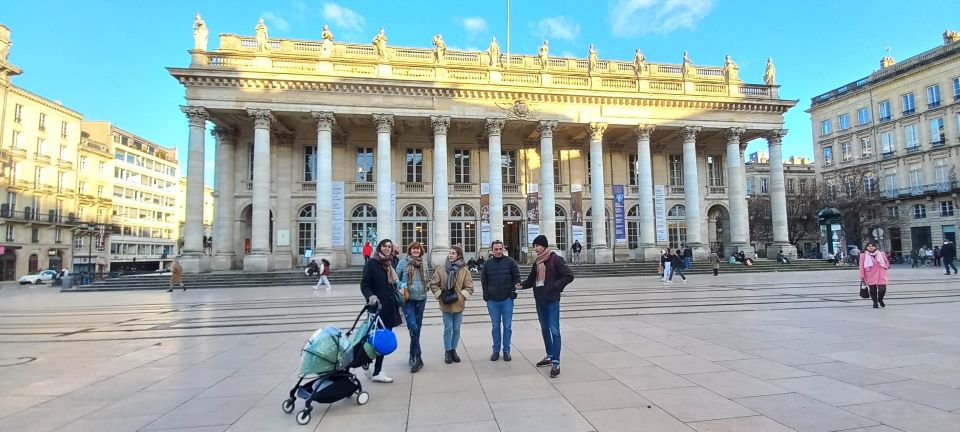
[
  {"x1": 313, "y1": 258, "x2": 332, "y2": 290},
  {"x1": 667, "y1": 249, "x2": 687, "y2": 283},
  {"x1": 910, "y1": 248, "x2": 920, "y2": 268},
  {"x1": 481, "y1": 240, "x2": 521, "y2": 362},
  {"x1": 859, "y1": 242, "x2": 889, "y2": 308},
  {"x1": 849, "y1": 246, "x2": 861, "y2": 266},
  {"x1": 933, "y1": 246, "x2": 942, "y2": 267},
  {"x1": 166, "y1": 259, "x2": 185, "y2": 292},
  {"x1": 362, "y1": 241, "x2": 373, "y2": 262},
  {"x1": 942, "y1": 241, "x2": 958, "y2": 275},
  {"x1": 709, "y1": 249, "x2": 720, "y2": 276},
  {"x1": 682, "y1": 245, "x2": 693, "y2": 269},
  {"x1": 360, "y1": 239, "x2": 404, "y2": 383},
  {"x1": 397, "y1": 242, "x2": 429, "y2": 373},
  {"x1": 571, "y1": 240, "x2": 583, "y2": 265},
  {"x1": 429, "y1": 246, "x2": 474, "y2": 365},
  {"x1": 660, "y1": 249, "x2": 672, "y2": 282},
  {"x1": 518, "y1": 235, "x2": 574, "y2": 378}
]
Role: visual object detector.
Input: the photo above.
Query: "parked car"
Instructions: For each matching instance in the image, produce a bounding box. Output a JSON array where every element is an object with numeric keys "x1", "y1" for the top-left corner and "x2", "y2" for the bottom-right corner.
[{"x1": 19, "y1": 270, "x2": 59, "y2": 285}]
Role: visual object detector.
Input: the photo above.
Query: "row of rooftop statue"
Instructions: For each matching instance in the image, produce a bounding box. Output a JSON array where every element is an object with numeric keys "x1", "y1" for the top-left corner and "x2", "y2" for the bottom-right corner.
[{"x1": 190, "y1": 14, "x2": 776, "y2": 86}]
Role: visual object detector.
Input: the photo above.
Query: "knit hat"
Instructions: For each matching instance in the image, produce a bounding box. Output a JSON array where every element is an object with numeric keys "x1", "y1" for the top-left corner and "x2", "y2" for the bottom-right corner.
[{"x1": 533, "y1": 235, "x2": 549, "y2": 248}]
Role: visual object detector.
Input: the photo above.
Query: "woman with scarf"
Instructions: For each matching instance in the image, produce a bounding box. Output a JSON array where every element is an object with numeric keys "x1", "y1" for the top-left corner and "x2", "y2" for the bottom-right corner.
[
  {"x1": 859, "y1": 242, "x2": 890, "y2": 308},
  {"x1": 428, "y1": 245, "x2": 474, "y2": 364},
  {"x1": 397, "y1": 241, "x2": 429, "y2": 373},
  {"x1": 360, "y1": 239, "x2": 404, "y2": 383}
]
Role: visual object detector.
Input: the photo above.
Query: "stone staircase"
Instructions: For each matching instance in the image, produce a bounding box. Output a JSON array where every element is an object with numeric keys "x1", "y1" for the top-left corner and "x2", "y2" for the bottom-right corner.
[{"x1": 63, "y1": 259, "x2": 853, "y2": 292}]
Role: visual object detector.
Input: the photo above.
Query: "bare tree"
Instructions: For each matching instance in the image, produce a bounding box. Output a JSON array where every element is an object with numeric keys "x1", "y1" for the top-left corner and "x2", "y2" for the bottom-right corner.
[
  {"x1": 813, "y1": 164, "x2": 900, "y2": 247},
  {"x1": 748, "y1": 195, "x2": 772, "y2": 246}
]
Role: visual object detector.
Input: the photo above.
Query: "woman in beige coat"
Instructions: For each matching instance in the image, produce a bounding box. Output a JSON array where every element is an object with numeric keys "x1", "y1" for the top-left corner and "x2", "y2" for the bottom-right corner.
[
  {"x1": 429, "y1": 246, "x2": 474, "y2": 364},
  {"x1": 167, "y1": 259, "x2": 185, "y2": 292}
]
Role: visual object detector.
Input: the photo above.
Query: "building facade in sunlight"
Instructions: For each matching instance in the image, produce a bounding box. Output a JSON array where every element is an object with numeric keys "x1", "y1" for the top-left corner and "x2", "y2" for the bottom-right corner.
[{"x1": 169, "y1": 17, "x2": 796, "y2": 272}]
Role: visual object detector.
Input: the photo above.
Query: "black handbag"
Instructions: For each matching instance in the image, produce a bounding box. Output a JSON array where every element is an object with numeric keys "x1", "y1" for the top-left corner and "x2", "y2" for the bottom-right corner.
[
  {"x1": 441, "y1": 288, "x2": 459, "y2": 304},
  {"x1": 859, "y1": 280, "x2": 870, "y2": 299}
]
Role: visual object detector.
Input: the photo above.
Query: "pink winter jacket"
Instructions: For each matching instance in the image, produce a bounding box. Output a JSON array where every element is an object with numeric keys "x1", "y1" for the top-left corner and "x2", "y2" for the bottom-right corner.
[{"x1": 859, "y1": 251, "x2": 889, "y2": 285}]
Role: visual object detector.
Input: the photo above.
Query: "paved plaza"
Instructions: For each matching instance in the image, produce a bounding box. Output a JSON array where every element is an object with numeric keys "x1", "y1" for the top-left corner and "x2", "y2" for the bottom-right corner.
[{"x1": 1, "y1": 267, "x2": 959, "y2": 431}]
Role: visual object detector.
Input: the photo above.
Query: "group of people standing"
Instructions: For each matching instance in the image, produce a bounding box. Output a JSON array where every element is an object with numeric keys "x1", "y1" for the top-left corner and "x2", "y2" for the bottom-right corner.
[
  {"x1": 911, "y1": 242, "x2": 958, "y2": 274},
  {"x1": 358, "y1": 235, "x2": 574, "y2": 383}
]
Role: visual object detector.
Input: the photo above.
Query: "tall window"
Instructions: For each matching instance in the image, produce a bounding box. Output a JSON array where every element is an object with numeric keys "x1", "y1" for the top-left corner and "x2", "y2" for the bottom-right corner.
[
  {"x1": 38, "y1": 113, "x2": 47, "y2": 131},
  {"x1": 886, "y1": 206, "x2": 899, "y2": 219},
  {"x1": 453, "y1": 150, "x2": 471, "y2": 183},
  {"x1": 60, "y1": 121, "x2": 68, "y2": 138},
  {"x1": 405, "y1": 149, "x2": 424, "y2": 182},
  {"x1": 627, "y1": 205, "x2": 640, "y2": 249},
  {"x1": 248, "y1": 143, "x2": 254, "y2": 181},
  {"x1": 787, "y1": 178, "x2": 795, "y2": 194},
  {"x1": 57, "y1": 173, "x2": 65, "y2": 193},
  {"x1": 901, "y1": 92, "x2": 915, "y2": 115},
  {"x1": 760, "y1": 178, "x2": 769, "y2": 194},
  {"x1": 884, "y1": 169, "x2": 897, "y2": 197},
  {"x1": 554, "y1": 154, "x2": 562, "y2": 186},
  {"x1": 303, "y1": 145, "x2": 317, "y2": 181},
  {"x1": 864, "y1": 176, "x2": 875, "y2": 193},
  {"x1": 12, "y1": 130, "x2": 22, "y2": 149},
  {"x1": 450, "y1": 204, "x2": 477, "y2": 255},
  {"x1": 954, "y1": 77, "x2": 960, "y2": 101},
  {"x1": 878, "y1": 100, "x2": 891, "y2": 121},
  {"x1": 80, "y1": 156, "x2": 88, "y2": 171},
  {"x1": 706, "y1": 155, "x2": 724, "y2": 186},
  {"x1": 880, "y1": 131, "x2": 894, "y2": 154},
  {"x1": 297, "y1": 205, "x2": 315, "y2": 255},
  {"x1": 909, "y1": 163, "x2": 923, "y2": 194},
  {"x1": 355, "y1": 148, "x2": 374, "y2": 182},
  {"x1": 628, "y1": 154, "x2": 637, "y2": 186},
  {"x1": 501, "y1": 150, "x2": 517, "y2": 184},
  {"x1": 555, "y1": 205, "x2": 568, "y2": 252},
  {"x1": 34, "y1": 167, "x2": 42, "y2": 185},
  {"x1": 668, "y1": 154, "x2": 683, "y2": 186},
  {"x1": 927, "y1": 84, "x2": 941, "y2": 108},
  {"x1": 936, "y1": 159, "x2": 950, "y2": 191},
  {"x1": 823, "y1": 146, "x2": 833, "y2": 165},
  {"x1": 35, "y1": 138, "x2": 45, "y2": 155},
  {"x1": 841, "y1": 141, "x2": 851, "y2": 161},
  {"x1": 838, "y1": 113, "x2": 850, "y2": 130},
  {"x1": 941, "y1": 201, "x2": 955, "y2": 217},
  {"x1": 400, "y1": 204, "x2": 429, "y2": 253},
  {"x1": 913, "y1": 204, "x2": 926, "y2": 219},
  {"x1": 820, "y1": 119, "x2": 832, "y2": 135},
  {"x1": 667, "y1": 205, "x2": 686, "y2": 250},
  {"x1": 930, "y1": 118, "x2": 945, "y2": 145},
  {"x1": 13, "y1": 104, "x2": 22, "y2": 123},
  {"x1": 904, "y1": 124, "x2": 919, "y2": 149},
  {"x1": 798, "y1": 179, "x2": 807, "y2": 193},
  {"x1": 857, "y1": 107, "x2": 871, "y2": 125},
  {"x1": 860, "y1": 137, "x2": 872, "y2": 157}
]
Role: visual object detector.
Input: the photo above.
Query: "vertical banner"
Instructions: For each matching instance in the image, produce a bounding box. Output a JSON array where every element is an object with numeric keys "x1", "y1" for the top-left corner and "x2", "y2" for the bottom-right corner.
[
  {"x1": 480, "y1": 183, "x2": 491, "y2": 246},
  {"x1": 613, "y1": 185, "x2": 626, "y2": 243},
  {"x1": 331, "y1": 181, "x2": 345, "y2": 247},
  {"x1": 654, "y1": 185, "x2": 667, "y2": 243},
  {"x1": 526, "y1": 183, "x2": 540, "y2": 245},
  {"x1": 571, "y1": 184, "x2": 584, "y2": 244}
]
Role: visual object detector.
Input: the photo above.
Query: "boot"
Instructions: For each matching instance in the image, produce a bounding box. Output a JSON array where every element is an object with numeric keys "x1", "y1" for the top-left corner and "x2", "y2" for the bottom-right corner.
[
  {"x1": 450, "y1": 349, "x2": 461, "y2": 363},
  {"x1": 444, "y1": 350, "x2": 453, "y2": 364},
  {"x1": 411, "y1": 355, "x2": 424, "y2": 373}
]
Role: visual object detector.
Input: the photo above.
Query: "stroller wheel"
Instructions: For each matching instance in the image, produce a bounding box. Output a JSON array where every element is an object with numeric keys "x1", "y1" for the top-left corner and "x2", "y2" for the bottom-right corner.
[
  {"x1": 357, "y1": 391, "x2": 370, "y2": 405},
  {"x1": 281, "y1": 398, "x2": 295, "y2": 414},
  {"x1": 296, "y1": 409, "x2": 311, "y2": 425}
]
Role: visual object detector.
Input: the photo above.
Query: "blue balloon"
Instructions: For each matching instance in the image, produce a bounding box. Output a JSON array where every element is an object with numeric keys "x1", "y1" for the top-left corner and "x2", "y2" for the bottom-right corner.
[{"x1": 369, "y1": 329, "x2": 397, "y2": 356}]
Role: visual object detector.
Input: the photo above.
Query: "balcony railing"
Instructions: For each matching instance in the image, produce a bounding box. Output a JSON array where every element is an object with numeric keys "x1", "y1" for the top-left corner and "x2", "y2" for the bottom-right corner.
[
  {"x1": 9, "y1": 147, "x2": 27, "y2": 160},
  {"x1": 350, "y1": 182, "x2": 375, "y2": 193},
  {"x1": 708, "y1": 186, "x2": 727, "y2": 195},
  {"x1": 931, "y1": 140, "x2": 945, "y2": 148},
  {"x1": 449, "y1": 183, "x2": 476, "y2": 194},
  {"x1": 903, "y1": 108, "x2": 916, "y2": 115},
  {"x1": 299, "y1": 181, "x2": 316, "y2": 191},
  {"x1": 57, "y1": 159, "x2": 74, "y2": 169},
  {"x1": 928, "y1": 101, "x2": 941, "y2": 109},
  {"x1": 502, "y1": 183, "x2": 521, "y2": 194},
  {"x1": 879, "y1": 115, "x2": 892, "y2": 122},
  {"x1": 400, "y1": 182, "x2": 431, "y2": 194},
  {"x1": 905, "y1": 145, "x2": 920, "y2": 153},
  {"x1": 34, "y1": 154, "x2": 51, "y2": 165},
  {"x1": 668, "y1": 186, "x2": 685, "y2": 195},
  {"x1": 879, "y1": 182, "x2": 960, "y2": 200},
  {"x1": 0, "y1": 207, "x2": 79, "y2": 225},
  {"x1": 882, "y1": 151, "x2": 896, "y2": 159}
]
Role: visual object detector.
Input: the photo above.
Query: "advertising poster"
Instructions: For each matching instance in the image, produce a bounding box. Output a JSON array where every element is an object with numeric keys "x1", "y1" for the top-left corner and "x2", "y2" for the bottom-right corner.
[
  {"x1": 613, "y1": 184, "x2": 626, "y2": 243},
  {"x1": 654, "y1": 185, "x2": 667, "y2": 243},
  {"x1": 331, "y1": 181, "x2": 345, "y2": 247},
  {"x1": 571, "y1": 184, "x2": 584, "y2": 244},
  {"x1": 480, "y1": 183, "x2": 491, "y2": 246},
  {"x1": 526, "y1": 185, "x2": 540, "y2": 245}
]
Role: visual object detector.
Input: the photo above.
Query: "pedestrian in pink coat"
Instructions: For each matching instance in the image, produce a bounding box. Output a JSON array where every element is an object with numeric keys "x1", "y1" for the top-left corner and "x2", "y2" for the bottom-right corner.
[{"x1": 859, "y1": 242, "x2": 889, "y2": 308}]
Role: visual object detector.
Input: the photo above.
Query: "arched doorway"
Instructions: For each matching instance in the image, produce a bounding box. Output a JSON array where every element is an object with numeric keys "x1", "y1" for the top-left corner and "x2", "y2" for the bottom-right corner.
[
  {"x1": 555, "y1": 205, "x2": 568, "y2": 253},
  {"x1": 0, "y1": 249, "x2": 17, "y2": 280},
  {"x1": 585, "y1": 207, "x2": 610, "y2": 249},
  {"x1": 240, "y1": 205, "x2": 274, "y2": 256},
  {"x1": 503, "y1": 204, "x2": 523, "y2": 258},
  {"x1": 627, "y1": 205, "x2": 640, "y2": 250},
  {"x1": 707, "y1": 204, "x2": 731, "y2": 255},
  {"x1": 667, "y1": 205, "x2": 687, "y2": 250},
  {"x1": 28, "y1": 254, "x2": 39, "y2": 274},
  {"x1": 297, "y1": 204, "x2": 315, "y2": 258},
  {"x1": 350, "y1": 204, "x2": 377, "y2": 265},
  {"x1": 400, "y1": 204, "x2": 429, "y2": 254},
  {"x1": 450, "y1": 204, "x2": 477, "y2": 258}
]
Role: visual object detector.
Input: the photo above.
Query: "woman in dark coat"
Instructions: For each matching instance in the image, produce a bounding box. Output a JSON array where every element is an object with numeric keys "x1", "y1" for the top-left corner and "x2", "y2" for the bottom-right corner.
[{"x1": 360, "y1": 238, "x2": 403, "y2": 383}]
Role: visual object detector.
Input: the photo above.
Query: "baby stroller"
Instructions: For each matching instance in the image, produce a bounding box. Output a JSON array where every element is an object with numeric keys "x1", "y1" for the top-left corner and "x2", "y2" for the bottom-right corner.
[{"x1": 281, "y1": 304, "x2": 397, "y2": 425}]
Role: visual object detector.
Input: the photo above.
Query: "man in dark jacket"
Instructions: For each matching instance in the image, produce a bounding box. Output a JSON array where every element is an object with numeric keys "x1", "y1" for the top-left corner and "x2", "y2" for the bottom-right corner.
[
  {"x1": 481, "y1": 240, "x2": 521, "y2": 361},
  {"x1": 519, "y1": 235, "x2": 574, "y2": 378},
  {"x1": 942, "y1": 241, "x2": 958, "y2": 275},
  {"x1": 682, "y1": 245, "x2": 693, "y2": 269},
  {"x1": 571, "y1": 240, "x2": 583, "y2": 265}
]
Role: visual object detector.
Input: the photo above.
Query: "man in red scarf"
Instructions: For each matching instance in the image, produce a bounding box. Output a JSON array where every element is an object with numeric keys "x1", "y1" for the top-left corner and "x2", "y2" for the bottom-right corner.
[{"x1": 518, "y1": 235, "x2": 574, "y2": 377}]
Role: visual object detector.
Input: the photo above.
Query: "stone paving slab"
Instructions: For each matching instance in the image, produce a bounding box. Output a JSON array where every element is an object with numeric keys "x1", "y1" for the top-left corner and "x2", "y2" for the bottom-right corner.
[{"x1": 1, "y1": 268, "x2": 960, "y2": 431}]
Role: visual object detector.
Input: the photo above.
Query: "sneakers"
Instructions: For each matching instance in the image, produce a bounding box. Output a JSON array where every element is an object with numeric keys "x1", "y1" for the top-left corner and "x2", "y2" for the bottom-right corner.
[
  {"x1": 490, "y1": 352, "x2": 500, "y2": 361},
  {"x1": 682, "y1": 278, "x2": 687, "y2": 284},
  {"x1": 371, "y1": 373, "x2": 394, "y2": 383},
  {"x1": 550, "y1": 364, "x2": 561, "y2": 378},
  {"x1": 536, "y1": 357, "x2": 552, "y2": 367},
  {"x1": 503, "y1": 352, "x2": 512, "y2": 362}
]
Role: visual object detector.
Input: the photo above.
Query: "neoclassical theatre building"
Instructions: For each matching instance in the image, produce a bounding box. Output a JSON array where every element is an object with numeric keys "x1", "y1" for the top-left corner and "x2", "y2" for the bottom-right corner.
[{"x1": 169, "y1": 17, "x2": 797, "y2": 272}]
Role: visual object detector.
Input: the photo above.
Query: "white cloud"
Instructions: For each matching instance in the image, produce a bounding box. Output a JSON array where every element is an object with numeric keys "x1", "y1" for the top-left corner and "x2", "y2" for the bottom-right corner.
[
  {"x1": 459, "y1": 17, "x2": 488, "y2": 36},
  {"x1": 322, "y1": 2, "x2": 365, "y2": 31},
  {"x1": 534, "y1": 16, "x2": 581, "y2": 42},
  {"x1": 262, "y1": 11, "x2": 290, "y2": 32},
  {"x1": 609, "y1": 0, "x2": 714, "y2": 37}
]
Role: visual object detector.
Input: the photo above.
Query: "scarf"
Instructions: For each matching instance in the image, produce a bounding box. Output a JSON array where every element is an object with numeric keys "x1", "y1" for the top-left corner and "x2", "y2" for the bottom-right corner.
[
  {"x1": 863, "y1": 250, "x2": 887, "y2": 269},
  {"x1": 535, "y1": 248, "x2": 554, "y2": 286},
  {"x1": 406, "y1": 255, "x2": 427, "y2": 284},
  {"x1": 375, "y1": 251, "x2": 399, "y2": 285},
  {"x1": 444, "y1": 258, "x2": 464, "y2": 291}
]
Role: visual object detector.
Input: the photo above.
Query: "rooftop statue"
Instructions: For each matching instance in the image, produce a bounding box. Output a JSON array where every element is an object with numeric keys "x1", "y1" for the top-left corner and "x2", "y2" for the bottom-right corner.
[
  {"x1": 633, "y1": 48, "x2": 646, "y2": 75},
  {"x1": 764, "y1": 57, "x2": 776, "y2": 85},
  {"x1": 488, "y1": 36, "x2": 501, "y2": 67},
  {"x1": 723, "y1": 54, "x2": 739, "y2": 81},
  {"x1": 682, "y1": 50, "x2": 694, "y2": 77},
  {"x1": 321, "y1": 24, "x2": 334, "y2": 42},
  {"x1": 432, "y1": 34, "x2": 447, "y2": 64},
  {"x1": 193, "y1": 13, "x2": 208, "y2": 51},
  {"x1": 538, "y1": 40, "x2": 549, "y2": 70},
  {"x1": 372, "y1": 28, "x2": 388, "y2": 61},
  {"x1": 588, "y1": 44, "x2": 599, "y2": 75},
  {"x1": 320, "y1": 24, "x2": 335, "y2": 58},
  {"x1": 255, "y1": 18, "x2": 269, "y2": 52}
]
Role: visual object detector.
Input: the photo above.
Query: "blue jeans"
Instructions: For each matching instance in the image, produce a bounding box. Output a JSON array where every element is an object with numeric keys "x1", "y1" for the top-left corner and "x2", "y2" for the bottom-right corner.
[
  {"x1": 486, "y1": 299, "x2": 514, "y2": 353},
  {"x1": 684, "y1": 257, "x2": 692, "y2": 269},
  {"x1": 403, "y1": 299, "x2": 426, "y2": 357},
  {"x1": 669, "y1": 266, "x2": 686, "y2": 281},
  {"x1": 441, "y1": 312, "x2": 463, "y2": 350},
  {"x1": 535, "y1": 300, "x2": 561, "y2": 364}
]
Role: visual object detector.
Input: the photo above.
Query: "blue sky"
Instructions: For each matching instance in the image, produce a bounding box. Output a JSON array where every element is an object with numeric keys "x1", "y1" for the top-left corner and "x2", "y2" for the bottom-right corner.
[{"x1": 3, "y1": 1, "x2": 957, "y2": 184}]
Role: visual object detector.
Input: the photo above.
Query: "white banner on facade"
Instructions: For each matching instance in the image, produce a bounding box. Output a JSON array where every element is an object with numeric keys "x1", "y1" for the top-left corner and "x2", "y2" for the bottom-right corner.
[
  {"x1": 480, "y1": 183, "x2": 491, "y2": 246},
  {"x1": 654, "y1": 184, "x2": 667, "y2": 243},
  {"x1": 331, "y1": 181, "x2": 345, "y2": 247},
  {"x1": 571, "y1": 184, "x2": 584, "y2": 244},
  {"x1": 391, "y1": 182, "x2": 397, "y2": 242}
]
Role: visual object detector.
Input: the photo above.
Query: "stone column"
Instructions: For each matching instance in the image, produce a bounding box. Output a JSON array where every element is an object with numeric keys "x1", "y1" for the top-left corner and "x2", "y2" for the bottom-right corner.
[
  {"x1": 538, "y1": 120, "x2": 558, "y2": 249},
  {"x1": 373, "y1": 114, "x2": 394, "y2": 242},
  {"x1": 486, "y1": 118, "x2": 506, "y2": 249},
  {"x1": 244, "y1": 108, "x2": 275, "y2": 271},
  {"x1": 725, "y1": 127, "x2": 754, "y2": 257},
  {"x1": 273, "y1": 132, "x2": 295, "y2": 269},
  {"x1": 766, "y1": 129, "x2": 794, "y2": 258},
  {"x1": 635, "y1": 124, "x2": 659, "y2": 261},
  {"x1": 180, "y1": 106, "x2": 211, "y2": 273},
  {"x1": 681, "y1": 125, "x2": 708, "y2": 259},
  {"x1": 587, "y1": 122, "x2": 612, "y2": 263},
  {"x1": 311, "y1": 112, "x2": 337, "y2": 268},
  {"x1": 430, "y1": 115, "x2": 451, "y2": 266},
  {"x1": 212, "y1": 126, "x2": 237, "y2": 271}
]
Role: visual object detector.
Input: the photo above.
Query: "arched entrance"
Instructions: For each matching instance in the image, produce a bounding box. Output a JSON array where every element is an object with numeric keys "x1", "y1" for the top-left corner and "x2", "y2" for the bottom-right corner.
[
  {"x1": 350, "y1": 204, "x2": 377, "y2": 265},
  {"x1": 450, "y1": 204, "x2": 477, "y2": 258},
  {"x1": 297, "y1": 204, "x2": 315, "y2": 258},
  {"x1": 0, "y1": 249, "x2": 16, "y2": 281},
  {"x1": 503, "y1": 204, "x2": 523, "y2": 258},
  {"x1": 28, "y1": 254, "x2": 39, "y2": 274},
  {"x1": 240, "y1": 205, "x2": 274, "y2": 256},
  {"x1": 667, "y1": 205, "x2": 687, "y2": 250},
  {"x1": 555, "y1": 205, "x2": 568, "y2": 253},
  {"x1": 400, "y1": 204, "x2": 429, "y2": 254},
  {"x1": 707, "y1": 204, "x2": 731, "y2": 255}
]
